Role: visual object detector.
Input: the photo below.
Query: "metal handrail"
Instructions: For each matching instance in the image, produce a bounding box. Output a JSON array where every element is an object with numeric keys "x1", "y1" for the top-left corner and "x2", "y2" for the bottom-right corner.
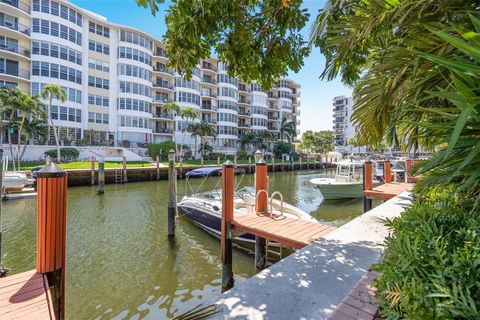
[
  {"x1": 269, "y1": 191, "x2": 284, "y2": 217},
  {"x1": 255, "y1": 189, "x2": 270, "y2": 216}
]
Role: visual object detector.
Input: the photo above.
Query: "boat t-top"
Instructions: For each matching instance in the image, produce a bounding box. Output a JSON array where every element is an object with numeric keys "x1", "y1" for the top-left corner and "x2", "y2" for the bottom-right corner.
[{"x1": 310, "y1": 161, "x2": 382, "y2": 200}]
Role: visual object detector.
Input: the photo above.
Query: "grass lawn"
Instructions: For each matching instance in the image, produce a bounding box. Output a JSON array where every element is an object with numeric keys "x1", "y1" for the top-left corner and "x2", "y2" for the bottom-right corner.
[
  {"x1": 10, "y1": 161, "x2": 155, "y2": 171},
  {"x1": 159, "y1": 159, "x2": 301, "y2": 166}
]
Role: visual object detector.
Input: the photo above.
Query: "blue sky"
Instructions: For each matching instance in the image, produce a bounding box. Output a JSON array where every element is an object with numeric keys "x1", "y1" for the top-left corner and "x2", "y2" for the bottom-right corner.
[{"x1": 72, "y1": 0, "x2": 352, "y2": 133}]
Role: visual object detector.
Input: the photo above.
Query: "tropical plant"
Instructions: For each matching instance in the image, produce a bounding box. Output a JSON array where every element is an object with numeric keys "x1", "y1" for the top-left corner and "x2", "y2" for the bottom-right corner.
[
  {"x1": 311, "y1": 0, "x2": 477, "y2": 150},
  {"x1": 39, "y1": 84, "x2": 66, "y2": 162},
  {"x1": 163, "y1": 102, "x2": 180, "y2": 152},
  {"x1": 272, "y1": 141, "x2": 293, "y2": 159},
  {"x1": 198, "y1": 141, "x2": 213, "y2": 158},
  {"x1": 279, "y1": 116, "x2": 296, "y2": 143},
  {"x1": 179, "y1": 107, "x2": 197, "y2": 159},
  {"x1": 147, "y1": 141, "x2": 176, "y2": 160},
  {"x1": 198, "y1": 121, "x2": 216, "y2": 158},
  {"x1": 299, "y1": 130, "x2": 333, "y2": 154},
  {"x1": 237, "y1": 132, "x2": 255, "y2": 152},
  {"x1": 187, "y1": 123, "x2": 202, "y2": 159},
  {"x1": 44, "y1": 147, "x2": 79, "y2": 162},
  {"x1": 373, "y1": 186, "x2": 480, "y2": 319},
  {"x1": 252, "y1": 131, "x2": 275, "y2": 152},
  {"x1": 235, "y1": 150, "x2": 248, "y2": 160}
]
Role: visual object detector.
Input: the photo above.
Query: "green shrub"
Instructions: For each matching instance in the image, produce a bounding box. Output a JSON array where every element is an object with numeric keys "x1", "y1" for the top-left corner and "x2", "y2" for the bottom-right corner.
[
  {"x1": 235, "y1": 150, "x2": 248, "y2": 160},
  {"x1": 207, "y1": 152, "x2": 225, "y2": 161},
  {"x1": 273, "y1": 141, "x2": 293, "y2": 159},
  {"x1": 373, "y1": 187, "x2": 480, "y2": 319},
  {"x1": 44, "y1": 147, "x2": 79, "y2": 161},
  {"x1": 147, "y1": 141, "x2": 176, "y2": 160}
]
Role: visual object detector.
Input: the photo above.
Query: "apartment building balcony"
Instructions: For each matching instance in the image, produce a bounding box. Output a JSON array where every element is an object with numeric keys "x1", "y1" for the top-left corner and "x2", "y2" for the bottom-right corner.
[
  {"x1": 201, "y1": 103, "x2": 217, "y2": 112},
  {"x1": 238, "y1": 85, "x2": 250, "y2": 93},
  {"x1": 0, "y1": 20, "x2": 30, "y2": 39},
  {"x1": 153, "y1": 66, "x2": 174, "y2": 76},
  {"x1": 1, "y1": 0, "x2": 30, "y2": 15},
  {"x1": 201, "y1": 62, "x2": 217, "y2": 72},
  {"x1": 292, "y1": 88, "x2": 301, "y2": 97},
  {"x1": 238, "y1": 99, "x2": 250, "y2": 105},
  {"x1": 238, "y1": 123, "x2": 250, "y2": 128},
  {"x1": 268, "y1": 103, "x2": 278, "y2": 110},
  {"x1": 0, "y1": 67, "x2": 30, "y2": 80},
  {"x1": 153, "y1": 96, "x2": 173, "y2": 104},
  {"x1": 293, "y1": 109, "x2": 300, "y2": 116},
  {"x1": 267, "y1": 115, "x2": 278, "y2": 120},
  {"x1": 154, "y1": 48, "x2": 168, "y2": 58},
  {"x1": 238, "y1": 111, "x2": 250, "y2": 117},
  {"x1": 268, "y1": 92, "x2": 278, "y2": 99},
  {"x1": 267, "y1": 126, "x2": 278, "y2": 131},
  {"x1": 201, "y1": 76, "x2": 216, "y2": 86},
  {"x1": 0, "y1": 41, "x2": 30, "y2": 60},
  {"x1": 153, "y1": 128, "x2": 173, "y2": 135},
  {"x1": 153, "y1": 81, "x2": 174, "y2": 91},
  {"x1": 202, "y1": 92, "x2": 217, "y2": 99},
  {"x1": 153, "y1": 111, "x2": 174, "y2": 121}
]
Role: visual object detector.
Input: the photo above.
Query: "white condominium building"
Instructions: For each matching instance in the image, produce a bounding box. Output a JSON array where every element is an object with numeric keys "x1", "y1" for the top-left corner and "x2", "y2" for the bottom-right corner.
[
  {"x1": 0, "y1": 0, "x2": 301, "y2": 155},
  {"x1": 332, "y1": 95, "x2": 356, "y2": 147}
]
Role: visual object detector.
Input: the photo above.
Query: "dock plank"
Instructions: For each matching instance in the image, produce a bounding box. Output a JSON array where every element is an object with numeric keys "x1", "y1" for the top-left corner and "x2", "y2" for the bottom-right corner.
[
  {"x1": 364, "y1": 182, "x2": 414, "y2": 200},
  {"x1": 0, "y1": 270, "x2": 54, "y2": 320},
  {"x1": 232, "y1": 214, "x2": 335, "y2": 249}
]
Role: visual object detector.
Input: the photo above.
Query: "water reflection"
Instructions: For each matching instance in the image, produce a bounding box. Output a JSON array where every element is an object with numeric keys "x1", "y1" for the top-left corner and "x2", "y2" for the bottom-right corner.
[{"x1": 2, "y1": 169, "x2": 364, "y2": 319}]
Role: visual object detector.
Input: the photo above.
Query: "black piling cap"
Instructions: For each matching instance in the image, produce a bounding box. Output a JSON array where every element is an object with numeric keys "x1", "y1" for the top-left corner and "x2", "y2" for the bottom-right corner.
[{"x1": 37, "y1": 158, "x2": 66, "y2": 178}]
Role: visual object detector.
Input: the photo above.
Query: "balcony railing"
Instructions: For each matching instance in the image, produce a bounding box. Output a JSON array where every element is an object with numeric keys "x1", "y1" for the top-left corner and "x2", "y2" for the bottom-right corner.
[
  {"x1": 202, "y1": 92, "x2": 217, "y2": 98},
  {"x1": 153, "y1": 82, "x2": 173, "y2": 90},
  {"x1": 0, "y1": 20, "x2": 30, "y2": 36},
  {"x1": 238, "y1": 123, "x2": 251, "y2": 128},
  {"x1": 268, "y1": 126, "x2": 278, "y2": 131},
  {"x1": 201, "y1": 62, "x2": 217, "y2": 72},
  {"x1": 154, "y1": 112, "x2": 173, "y2": 119},
  {"x1": 0, "y1": 67, "x2": 30, "y2": 79},
  {"x1": 201, "y1": 76, "x2": 216, "y2": 84},
  {"x1": 268, "y1": 116, "x2": 278, "y2": 120},
  {"x1": 153, "y1": 66, "x2": 174, "y2": 75},
  {"x1": 154, "y1": 49, "x2": 168, "y2": 57},
  {"x1": 154, "y1": 128, "x2": 173, "y2": 134},
  {"x1": 1, "y1": 0, "x2": 30, "y2": 14},
  {"x1": 268, "y1": 92, "x2": 278, "y2": 99},
  {"x1": 238, "y1": 111, "x2": 250, "y2": 116},
  {"x1": 0, "y1": 41, "x2": 30, "y2": 57},
  {"x1": 238, "y1": 99, "x2": 250, "y2": 104},
  {"x1": 238, "y1": 86, "x2": 250, "y2": 93},
  {"x1": 153, "y1": 97, "x2": 173, "y2": 103}
]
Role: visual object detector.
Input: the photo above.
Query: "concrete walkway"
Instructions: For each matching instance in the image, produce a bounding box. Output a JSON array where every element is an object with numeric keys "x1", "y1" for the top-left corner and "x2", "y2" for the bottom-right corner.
[{"x1": 212, "y1": 192, "x2": 413, "y2": 320}]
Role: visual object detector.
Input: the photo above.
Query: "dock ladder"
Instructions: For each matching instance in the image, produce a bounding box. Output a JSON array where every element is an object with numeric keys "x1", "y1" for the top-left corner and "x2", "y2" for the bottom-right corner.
[{"x1": 114, "y1": 164, "x2": 123, "y2": 184}]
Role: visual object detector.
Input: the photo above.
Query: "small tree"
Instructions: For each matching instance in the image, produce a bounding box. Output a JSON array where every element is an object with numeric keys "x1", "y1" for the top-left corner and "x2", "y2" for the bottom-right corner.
[
  {"x1": 39, "y1": 84, "x2": 66, "y2": 162},
  {"x1": 179, "y1": 107, "x2": 197, "y2": 158}
]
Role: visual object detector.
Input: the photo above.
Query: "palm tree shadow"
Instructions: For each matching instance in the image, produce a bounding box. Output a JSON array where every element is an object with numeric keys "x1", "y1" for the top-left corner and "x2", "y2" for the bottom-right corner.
[{"x1": 9, "y1": 273, "x2": 45, "y2": 304}]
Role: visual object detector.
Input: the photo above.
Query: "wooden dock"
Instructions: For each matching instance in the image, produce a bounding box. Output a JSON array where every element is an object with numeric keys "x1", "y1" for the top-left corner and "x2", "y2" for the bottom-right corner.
[
  {"x1": 0, "y1": 270, "x2": 55, "y2": 320},
  {"x1": 364, "y1": 182, "x2": 414, "y2": 200},
  {"x1": 232, "y1": 214, "x2": 336, "y2": 249}
]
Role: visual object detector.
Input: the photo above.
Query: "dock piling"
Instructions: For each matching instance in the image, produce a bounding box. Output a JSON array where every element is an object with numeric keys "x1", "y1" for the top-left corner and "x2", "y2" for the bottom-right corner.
[
  {"x1": 363, "y1": 161, "x2": 373, "y2": 212},
  {"x1": 248, "y1": 156, "x2": 252, "y2": 173},
  {"x1": 168, "y1": 150, "x2": 176, "y2": 237},
  {"x1": 156, "y1": 155, "x2": 160, "y2": 181},
  {"x1": 122, "y1": 156, "x2": 128, "y2": 183},
  {"x1": 271, "y1": 156, "x2": 275, "y2": 172},
  {"x1": 0, "y1": 149, "x2": 8, "y2": 277},
  {"x1": 217, "y1": 156, "x2": 220, "y2": 166},
  {"x1": 36, "y1": 159, "x2": 68, "y2": 319},
  {"x1": 255, "y1": 151, "x2": 268, "y2": 272},
  {"x1": 384, "y1": 160, "x2": 392, "y2": 183},
  {"x1": 221, "y1": 161, "x2": 235, "y2": 292},
  {"x1": 98, "y1": 157, "x2": 105, "y2": 194},
  {"x1": 91, "y1": 156, "x2": 96, "y2": 185},
  {"x1": 405, "y1": 159, "x2": 411, "y2": 183}
]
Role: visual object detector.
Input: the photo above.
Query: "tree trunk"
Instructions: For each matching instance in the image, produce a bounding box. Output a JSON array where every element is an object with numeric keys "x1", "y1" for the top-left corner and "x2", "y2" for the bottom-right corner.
[
  {"x1": 194, "y1": 135, "x2": 198, "y2": 160},
  {"x1": 179, "y1": 119, "x2": 189, "y2": 159}
]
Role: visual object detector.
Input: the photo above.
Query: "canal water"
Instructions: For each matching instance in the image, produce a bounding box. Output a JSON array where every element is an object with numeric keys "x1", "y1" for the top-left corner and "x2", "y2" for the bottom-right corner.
[{"x1": 2, "y1": 169, "x2": 365, "y2": 319}]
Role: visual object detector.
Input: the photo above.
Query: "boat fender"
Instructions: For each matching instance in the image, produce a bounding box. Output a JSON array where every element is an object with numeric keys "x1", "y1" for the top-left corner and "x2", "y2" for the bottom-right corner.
[{"x1": 212, "y1": 205, "x2": 220, "y2": 211}]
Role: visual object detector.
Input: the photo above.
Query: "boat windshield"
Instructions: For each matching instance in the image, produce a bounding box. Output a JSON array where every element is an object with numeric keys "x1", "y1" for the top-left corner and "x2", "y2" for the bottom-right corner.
[{"x1": 193, "y1": 186, "x2": 255, "y2": 201}]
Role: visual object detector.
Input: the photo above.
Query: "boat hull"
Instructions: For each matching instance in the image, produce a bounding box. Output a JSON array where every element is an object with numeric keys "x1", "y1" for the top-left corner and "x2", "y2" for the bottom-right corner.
[{"x1": 311, "y1": 179, "x2": 382, "y2": 200}]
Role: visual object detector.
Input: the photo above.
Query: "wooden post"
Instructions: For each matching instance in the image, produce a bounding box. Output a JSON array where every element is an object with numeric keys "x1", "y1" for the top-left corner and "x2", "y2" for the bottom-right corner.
[
  {"x1": 299, "y1": 156, "x2": 302, "y2": 170},
  {"x1": 363, "y1": 161, "x2": 373, "y2": 212},
  {"x1": 156, "y1": 155, "x2": 160, "y2": 181},
  {"x1": 179, "y1": 157, "x2": 184, "y2": 179},
  {"x1": 255, "y1": 159, "x2": 268, "y2": 272},
  {"x1": 384, "y1": 160, "x2": 391, "y2": 183},
  {"x1": 405, "y1": 159, "x2": 411, "y2": 183},
  {"x1": 90, "y1": 156, "x2": 96, "y2": 185},
  {"x1": 201, "y1": 156, "x2": 204, "y2": 167},
  {"x1": 168, "y1": 150, "x2": 176, "y2": 237},
  {"x1": 282, "y1": 156, "x2": 285, "y2": 171},
  {"x1": 36, "y1": 160, "x2": 68, "y2": 319},
  {"x1": 122, "y1": 156, "x2": 128, "y2": 183},
  {"x1": 0, "y1": 149, "x2": 8, "y2": 277},
  {"x1": 271, "y1": 156, "x2": 275, "y2": 172},
  {"x1": 221, "y1": 161, "x2": 235, "y2": 292},
  {"x1": 234, "y1": 154, "x2": 237, "y2": 168},
  {"x1": 248, "y1": 156, "x2": 252, "y2": 173},
  {"x1": 98, "y1": 158, "x2": 105, "y2": 194},
  {"x1": 217, "y1": 156, "x2": 220, "y2": 166}
]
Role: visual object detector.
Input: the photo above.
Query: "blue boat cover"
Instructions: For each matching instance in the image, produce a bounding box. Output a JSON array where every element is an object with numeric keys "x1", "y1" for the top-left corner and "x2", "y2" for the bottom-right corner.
[{"x1": 186, "y1": 167, "x2": 246, "y2": 178}]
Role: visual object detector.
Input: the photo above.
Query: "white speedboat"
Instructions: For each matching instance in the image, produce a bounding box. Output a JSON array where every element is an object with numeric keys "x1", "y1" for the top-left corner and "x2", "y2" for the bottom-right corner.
[
  {"x1": 177, "y1": 167, "x2": 317, "y2": 248},
  {"x1": 3, "y1": 172, "x2": 34, "y2": 192},
  {"x1": 310, "y1": 161, "x2": 382, "y2": 200}
]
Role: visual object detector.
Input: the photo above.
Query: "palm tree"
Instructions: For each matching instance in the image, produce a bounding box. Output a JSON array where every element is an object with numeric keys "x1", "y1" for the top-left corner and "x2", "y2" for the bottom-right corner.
[
  {"x1": 253, "y1": 131, "x2": 275, "y2": 152},
  {"x1": 39, "y1": 84, "x2": 66, "y2": 162},
  {"x1": 0, "y1": 88, "x2": 21, "y2": 148},
  {"x1": 179, "y1": 107, "x2": 197, "y2": 159},
  {"x1": 187, "y1": 123, "x2": 202, "y2": 159},
  {"x1": 238, "y1": 132, "x2": 255, "y2": 152},
  {"x1": 198, "y1": 140, "x2": 214, "y2": 158},
  {"x1": 197, "y1": 121, "x2": 216, "y2": 158},
  {"x1": 163, "y1": 102, "x2": 180, "y2": 153},
  {"x1": 279, "y1": 116, "x2": 296, "y2": 143}
]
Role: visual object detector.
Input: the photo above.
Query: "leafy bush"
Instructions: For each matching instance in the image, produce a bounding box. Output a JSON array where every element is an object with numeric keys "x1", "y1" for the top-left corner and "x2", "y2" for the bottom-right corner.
[
  {"x1": 147, "y1": 141, "x2": 176, "y2": 160},
  {"x1": 272, "y1": 141, "x2": 293, "y2": 159},
  {"x1": 235, "y1": 150, "x2": 248, "y2": 160},
  {"x1": 373, "y1": 187, "x2": 480, "y2": 319},
  {"x1": 44, "y1": 148, "x2": 79, "y2": 161},
  {"x1": 207, "y1": 152, "x2": 225, "y2": 161}
]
